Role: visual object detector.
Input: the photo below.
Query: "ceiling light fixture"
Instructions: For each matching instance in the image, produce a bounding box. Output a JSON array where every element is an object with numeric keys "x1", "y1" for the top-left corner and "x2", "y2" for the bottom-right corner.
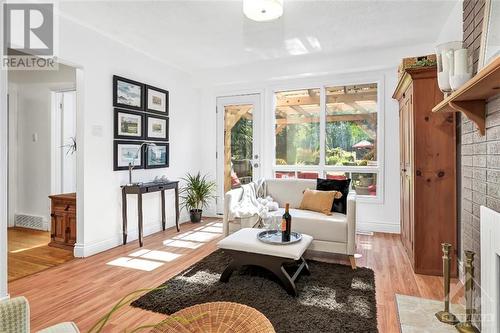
[{"x1": 243, "y1": 0, "x2": 283, "y2": 22}]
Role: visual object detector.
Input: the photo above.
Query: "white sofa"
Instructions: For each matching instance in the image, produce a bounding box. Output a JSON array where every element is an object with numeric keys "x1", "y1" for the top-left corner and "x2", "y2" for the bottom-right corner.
[{"x1": 223, "y1": 178, "x2": 357, "y2": 268}]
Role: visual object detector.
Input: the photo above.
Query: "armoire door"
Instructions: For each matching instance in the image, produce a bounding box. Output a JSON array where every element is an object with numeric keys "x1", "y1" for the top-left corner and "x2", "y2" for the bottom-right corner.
[{"x1": 399, "y1": 90, "x2": 413, "y2": 259}]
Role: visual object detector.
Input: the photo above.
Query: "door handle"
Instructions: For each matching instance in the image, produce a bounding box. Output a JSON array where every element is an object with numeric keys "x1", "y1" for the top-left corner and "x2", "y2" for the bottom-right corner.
[{"x1": 253, "y1": 163, "x2": 259, "y2": 168}]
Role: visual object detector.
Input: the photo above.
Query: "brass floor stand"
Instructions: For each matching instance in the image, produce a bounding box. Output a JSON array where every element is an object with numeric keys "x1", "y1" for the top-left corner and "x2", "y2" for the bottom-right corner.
[
  {"x1": 435, "y1": 243, "x2": 459, "y2": 325},
  {"x1": 455, "y1": 251, "x2": 479, "y2": 333}
]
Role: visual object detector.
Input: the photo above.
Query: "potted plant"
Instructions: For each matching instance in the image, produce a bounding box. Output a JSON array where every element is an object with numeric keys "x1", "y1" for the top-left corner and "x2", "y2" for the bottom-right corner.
[{"x1": 180, "y1": 172, "x2": 216, "y2": 223}]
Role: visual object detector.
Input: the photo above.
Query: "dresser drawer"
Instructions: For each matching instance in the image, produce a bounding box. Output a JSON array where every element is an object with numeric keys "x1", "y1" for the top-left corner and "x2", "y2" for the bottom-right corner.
[{"x1": 52, "y1": 200, "x2": 76, "y2": 213}]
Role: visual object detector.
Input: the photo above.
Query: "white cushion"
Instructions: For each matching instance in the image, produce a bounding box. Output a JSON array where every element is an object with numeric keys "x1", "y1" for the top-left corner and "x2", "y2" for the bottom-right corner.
[
  {"x1": 270, "y1": 208, "x2": 347, "y2": 243},
  {"x1": 265, "y1": 179, "x2": 316, "y2": 208},
  {"x1": 217, "y1": 228, "x2": 312, "y2": 260}
]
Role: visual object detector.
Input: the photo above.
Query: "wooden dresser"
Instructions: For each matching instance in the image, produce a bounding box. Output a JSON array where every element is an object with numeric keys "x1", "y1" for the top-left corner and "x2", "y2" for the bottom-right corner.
[
  {"x1": 49, "y1": 193, "x2": 76, "y2": 249},
  {"x1": 393, "y1": 66, "x2": 457, "y2": 276}
]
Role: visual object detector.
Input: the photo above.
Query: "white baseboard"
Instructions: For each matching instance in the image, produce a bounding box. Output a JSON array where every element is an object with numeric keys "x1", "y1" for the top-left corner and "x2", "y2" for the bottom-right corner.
[
  {"x1": 356, "y1": 220, "x2": 400, "y2": 234},
  {"x1": 74, "y1": 220, "x2": 189, "y2": 258}
]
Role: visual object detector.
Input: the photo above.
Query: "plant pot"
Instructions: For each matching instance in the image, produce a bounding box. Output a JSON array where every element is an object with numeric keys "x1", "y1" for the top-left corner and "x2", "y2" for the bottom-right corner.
[{"x1": 190, "y1": 209, "x2": 202, "y2": 223}]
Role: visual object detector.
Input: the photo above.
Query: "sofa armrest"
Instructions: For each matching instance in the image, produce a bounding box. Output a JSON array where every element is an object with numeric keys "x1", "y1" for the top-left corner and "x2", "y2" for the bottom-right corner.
[
  {"x1": 346, "y1": 191, "x2": 357, "y2": 255},
  {"x1": 223, "y1": 187, "x2": 244, "y2": 236},
  {"x1": 0, "y1": 296, "x2": 30, "y2": 333}
]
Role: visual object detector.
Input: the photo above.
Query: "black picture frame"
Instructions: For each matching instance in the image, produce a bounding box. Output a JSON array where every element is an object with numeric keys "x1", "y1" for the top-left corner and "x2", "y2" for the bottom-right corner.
[
  {"x1": 114, "y1": 140, "x2": 145, "y2": 171},
  {"x1": 114, "y1": 108, "x2": 145, "y2": 140},
  {"x1": 145, "y1": 115, "x2": 169, "y2": 141},
  {"x1": 113, "y1": 75, "x2": 145, "y2": 111},
  {"x1": 145, "y1": 85, "x2": 169, "y2": 115},
  {"x1": 144, "y1": 142, "x2": 169, "y2": 169}
]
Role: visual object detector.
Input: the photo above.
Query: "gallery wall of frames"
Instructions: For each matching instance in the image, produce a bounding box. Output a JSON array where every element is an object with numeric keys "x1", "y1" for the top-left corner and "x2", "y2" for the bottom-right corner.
[{"x1": 112, "y1": 75, "x2": 170, "y2": 171}]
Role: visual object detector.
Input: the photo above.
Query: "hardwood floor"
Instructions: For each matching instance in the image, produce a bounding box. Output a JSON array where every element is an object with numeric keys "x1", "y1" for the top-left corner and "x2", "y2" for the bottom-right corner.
[
  {"x1": 8, "y1": 220, "x2": 462, "y2": 333},
  {"x1": 8, "y1": 227, "x2": 74, "y2": 282}
]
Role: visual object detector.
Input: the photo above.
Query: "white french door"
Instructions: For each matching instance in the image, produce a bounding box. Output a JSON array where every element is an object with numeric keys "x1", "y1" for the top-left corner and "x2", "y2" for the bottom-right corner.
[{"x1": 216, "y1": 94, "x2": 262, "y2": 214}]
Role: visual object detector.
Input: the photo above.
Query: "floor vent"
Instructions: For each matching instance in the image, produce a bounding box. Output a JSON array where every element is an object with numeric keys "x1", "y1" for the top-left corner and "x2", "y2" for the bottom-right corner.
[{"x1": 14, "y1": 214, "x2": 47, "y2": 231}]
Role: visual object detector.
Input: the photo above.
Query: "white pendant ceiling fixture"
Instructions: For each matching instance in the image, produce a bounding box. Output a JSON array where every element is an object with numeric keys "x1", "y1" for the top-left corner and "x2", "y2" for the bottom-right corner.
[{"x1": 243, "y1": 0, "x2": 284, "y2": 22}]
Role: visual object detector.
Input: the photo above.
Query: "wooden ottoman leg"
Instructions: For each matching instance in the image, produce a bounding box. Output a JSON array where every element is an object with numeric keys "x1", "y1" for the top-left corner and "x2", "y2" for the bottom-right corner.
[{"x1": 349, "y1": 255, "x2": 357, "y2": 269}]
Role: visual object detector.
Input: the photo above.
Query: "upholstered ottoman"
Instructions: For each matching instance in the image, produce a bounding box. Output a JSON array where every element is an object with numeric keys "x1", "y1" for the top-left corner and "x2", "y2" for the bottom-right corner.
[{"x1": 217, "y1": 228, "x2": 313, "y2": 296}]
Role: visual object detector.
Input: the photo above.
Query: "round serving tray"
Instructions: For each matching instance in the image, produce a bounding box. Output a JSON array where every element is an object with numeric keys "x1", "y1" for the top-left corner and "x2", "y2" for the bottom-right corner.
[{"x1": 257, "y1": 230, "x2": 302, "y2": 245}]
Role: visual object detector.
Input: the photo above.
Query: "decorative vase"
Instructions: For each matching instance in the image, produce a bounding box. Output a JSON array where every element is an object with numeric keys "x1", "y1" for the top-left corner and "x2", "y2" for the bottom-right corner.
[
  {"x1": 450, "y1": 48, "x2": 473, "y2": 91},
  {"x1": 436, "y1": 41, "x2": 463, "y2": 94}
]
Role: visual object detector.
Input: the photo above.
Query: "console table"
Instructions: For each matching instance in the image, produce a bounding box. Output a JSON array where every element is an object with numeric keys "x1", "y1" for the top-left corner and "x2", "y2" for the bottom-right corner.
[{"x1": 121, "y1": 180, "x2": 180, "y2": 247}]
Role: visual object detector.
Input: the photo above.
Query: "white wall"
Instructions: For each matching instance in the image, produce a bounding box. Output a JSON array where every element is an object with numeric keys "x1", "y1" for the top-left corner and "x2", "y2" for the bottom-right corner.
[
  {"x1": 1, "y1": 2, "x2": 9, "y2": 300},
  {"x1": 57, "y1": 15, "x2": 200, "y2": 257},
  {"x1": 8, "y1": 78, "x2": 75, "y2": 230}
]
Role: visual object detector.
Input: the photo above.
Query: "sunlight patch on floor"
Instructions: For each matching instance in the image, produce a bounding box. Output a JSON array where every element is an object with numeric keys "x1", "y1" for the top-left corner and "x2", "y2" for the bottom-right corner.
[
  {"x1": 129, "y1": 249, "x2": 182, "y2": 262},
  {"x1": 200, "y1": 226, "x2": 223, "y2": 233},
  {"x1": 178, "y1": 231, "x2": 221, "y2": 242},
  {"x1": 163, "y1": 239, "x2": 204, "y2": 249},
  {"x1": 107, "y1": 257, "x2": 164, "y2": 271}
]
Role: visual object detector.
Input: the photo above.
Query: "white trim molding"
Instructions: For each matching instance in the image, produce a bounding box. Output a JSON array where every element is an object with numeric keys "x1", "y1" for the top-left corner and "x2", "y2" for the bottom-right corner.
[
  {"x1": 356, "y1": 220, "x2": 400, "y2": 234},
  {"x1": 480, "y1": 206, "x2": 500, "y2": 333},
  {"x1": 74, "y1": 221, "x2": 189, "y2": 257}
]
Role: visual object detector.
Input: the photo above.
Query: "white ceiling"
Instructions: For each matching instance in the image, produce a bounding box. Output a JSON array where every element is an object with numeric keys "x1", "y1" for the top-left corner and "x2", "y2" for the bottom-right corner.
[{"x1": 59, "y1": 1, "x2": 458, "y2": 74}]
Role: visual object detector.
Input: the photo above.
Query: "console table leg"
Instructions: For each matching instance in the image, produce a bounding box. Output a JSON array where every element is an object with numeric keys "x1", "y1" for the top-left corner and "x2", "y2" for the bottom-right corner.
[
  {"x1": 138, "y1": 193, "x2": 143, "y2": 247},
  {"x1": 161, "y1": 190, "x2": 166, "y2": 231},
  {"x1": 122, "y1": 190, "x2": 127, "y2": 245}
]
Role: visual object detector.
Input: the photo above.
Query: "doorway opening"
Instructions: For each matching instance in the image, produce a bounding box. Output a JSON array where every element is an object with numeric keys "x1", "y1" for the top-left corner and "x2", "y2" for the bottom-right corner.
[
  {"x1": 216, "y1": 94, "x2": 262, "y2": 214},
  {"x1": 7, "y1": 63, "x2": 78, "y2": 282}
]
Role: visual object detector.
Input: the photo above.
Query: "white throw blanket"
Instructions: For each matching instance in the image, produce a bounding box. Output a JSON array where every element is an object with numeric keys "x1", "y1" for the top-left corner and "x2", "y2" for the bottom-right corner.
[{"x1": 228, "y1": 180, "x2": 278, "y2": 220}]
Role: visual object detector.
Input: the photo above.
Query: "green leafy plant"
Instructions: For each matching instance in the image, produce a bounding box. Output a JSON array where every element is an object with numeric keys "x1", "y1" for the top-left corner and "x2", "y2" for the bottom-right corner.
[
  {"x1": 180, "y1": 172, "x2": 216, "y2": 212},
  {"x1": 88, "y1": 286, "x2": 206, "y2": 333}
]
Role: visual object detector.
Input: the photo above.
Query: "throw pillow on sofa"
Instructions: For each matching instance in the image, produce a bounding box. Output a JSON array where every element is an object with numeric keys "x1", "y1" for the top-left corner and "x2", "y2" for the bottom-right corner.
[
  {"x1": 299, "y1": 189, "x2": 342, "y2": 215},
  {"x1": 316, "y1": 178, "x2": 351, "y2": 214}
]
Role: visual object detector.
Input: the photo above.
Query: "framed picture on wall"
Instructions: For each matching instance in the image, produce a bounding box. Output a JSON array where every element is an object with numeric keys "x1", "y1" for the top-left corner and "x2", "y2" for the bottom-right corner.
[
  {"x1": 145, "y1": 115, "x2": 168, "y2": 141},
  {"x1": 113, "y1": 75, "x2": 144, "y2": 111},
  {"x1": 145, "y1": 142, "x2": 169, "y2": 169},
  {"x1": 114, "y1": 140, "x2": 144, "y2": 171},
  {"x1": 146, "y1": 85, "x2": 169, "y2": 115},
  {"x1": 114, "y1": 109, "x2": 144, "y2": 139}
]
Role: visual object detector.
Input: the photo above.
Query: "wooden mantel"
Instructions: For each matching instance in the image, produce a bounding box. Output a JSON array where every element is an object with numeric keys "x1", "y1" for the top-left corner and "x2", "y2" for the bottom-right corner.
[{"x1": 432, "y1": 56, "x2": 500, "y2": 136}]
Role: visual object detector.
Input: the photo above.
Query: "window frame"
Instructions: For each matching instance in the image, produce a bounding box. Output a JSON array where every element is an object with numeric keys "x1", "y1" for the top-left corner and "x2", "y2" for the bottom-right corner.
[{"x1": 268, "y1": 73, "x2": 385, "y2": 203}]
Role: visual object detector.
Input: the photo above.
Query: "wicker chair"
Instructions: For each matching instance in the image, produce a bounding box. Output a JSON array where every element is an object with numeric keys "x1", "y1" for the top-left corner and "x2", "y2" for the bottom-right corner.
[
  {"x1": 150, "y1": 302, "x2": 275, "y2": 333},
  {"x1": 0, "y1": 296, "x2": 79, "y2": 333}
]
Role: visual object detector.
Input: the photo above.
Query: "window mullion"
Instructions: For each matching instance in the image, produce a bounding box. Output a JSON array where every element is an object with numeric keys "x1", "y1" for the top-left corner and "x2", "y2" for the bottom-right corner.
[{"x1": 319, "y1": 86, "x2": 326, "y2": 177}]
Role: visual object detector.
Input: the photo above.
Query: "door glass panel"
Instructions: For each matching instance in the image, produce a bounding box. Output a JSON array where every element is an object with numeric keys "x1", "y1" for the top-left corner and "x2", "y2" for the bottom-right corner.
[{"x1": 224, "y1": 104, "x2": 253, "y2": 192}]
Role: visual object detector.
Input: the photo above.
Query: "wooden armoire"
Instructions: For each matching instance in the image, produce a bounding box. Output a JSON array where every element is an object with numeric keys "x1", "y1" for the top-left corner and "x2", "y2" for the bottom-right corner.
[{"x1": 393, "y1": 66, "x2": 457, "y2": 276}]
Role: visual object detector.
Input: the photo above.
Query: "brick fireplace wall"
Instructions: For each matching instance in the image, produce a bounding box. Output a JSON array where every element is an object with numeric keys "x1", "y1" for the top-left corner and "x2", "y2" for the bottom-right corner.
[{"x1": 460, "y1": 0, "x2": 500, "y2": 326}]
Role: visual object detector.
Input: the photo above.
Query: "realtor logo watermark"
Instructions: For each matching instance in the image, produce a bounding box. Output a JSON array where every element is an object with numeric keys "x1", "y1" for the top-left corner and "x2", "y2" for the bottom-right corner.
[{"x1": 3, "y1": 3, "x2": 58, "y2": 70}]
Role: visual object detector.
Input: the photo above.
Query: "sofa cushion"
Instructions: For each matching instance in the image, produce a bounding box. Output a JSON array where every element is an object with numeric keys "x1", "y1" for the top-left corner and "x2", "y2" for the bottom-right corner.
[
  {"x1": 316, "y1": 178, "x2": 351, "y2": 214},
  {"x1": 218, "y1": 228, "x2": 313, "y2": 260},
  {"x1": 299, "y1": 189, "x2": 342, "y2": 215},
  {"x1": 270, "y1": 208, "x2": 347, "y2": 243},
  {"x1": 265, "y1": 179, "x2": 316, "y2": 208}
]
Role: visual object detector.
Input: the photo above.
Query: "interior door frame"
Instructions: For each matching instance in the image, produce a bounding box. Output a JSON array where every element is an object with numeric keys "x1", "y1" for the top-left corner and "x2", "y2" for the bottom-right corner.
[
  {"x1": 216, "y1": 93, "x2": 263, "y2": 214},
  {"x1": 51, "y1": 89, "x2": 77, "y2": 195}
]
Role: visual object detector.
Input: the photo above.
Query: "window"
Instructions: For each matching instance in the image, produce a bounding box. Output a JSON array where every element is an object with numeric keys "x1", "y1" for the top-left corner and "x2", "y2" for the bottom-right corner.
[
  {"x1": 273, "y1": 82, "x2": 381, "y2": 199},
  {"x1": 325, "y1": 84, "x2": 377, "y2": 166},
  {"x1": 275, "y1": 89, "x2": 320, "y2": 166}
]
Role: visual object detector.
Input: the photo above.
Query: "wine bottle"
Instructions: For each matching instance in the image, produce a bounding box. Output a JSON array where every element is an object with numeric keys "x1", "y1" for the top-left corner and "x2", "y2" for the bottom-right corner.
[{"x1": 281, "y1": 203, "x2": 291, "y2": 242}]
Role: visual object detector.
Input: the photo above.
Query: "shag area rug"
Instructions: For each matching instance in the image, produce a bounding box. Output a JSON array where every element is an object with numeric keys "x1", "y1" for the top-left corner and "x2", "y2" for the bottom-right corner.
[{"x1": 131, "y1": 250, "x2": 378, "y2": 333}]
